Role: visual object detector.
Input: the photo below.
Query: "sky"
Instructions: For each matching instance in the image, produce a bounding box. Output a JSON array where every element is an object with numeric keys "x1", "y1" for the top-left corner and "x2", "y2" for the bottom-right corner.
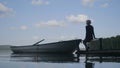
[{"x1": 0, "y1": 0, "x2": 120, "y2": 46}]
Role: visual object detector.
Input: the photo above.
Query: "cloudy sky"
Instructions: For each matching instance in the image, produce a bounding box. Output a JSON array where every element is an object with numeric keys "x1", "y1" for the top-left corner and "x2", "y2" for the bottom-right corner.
[{"x1": 0, "y1": 0, "x2": 120, "y2": 45}]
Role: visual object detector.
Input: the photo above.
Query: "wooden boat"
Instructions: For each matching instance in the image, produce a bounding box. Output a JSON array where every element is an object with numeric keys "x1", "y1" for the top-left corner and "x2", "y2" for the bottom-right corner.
[{"x1": 11, "y1": 39, "x2": 81, "y2": 54}]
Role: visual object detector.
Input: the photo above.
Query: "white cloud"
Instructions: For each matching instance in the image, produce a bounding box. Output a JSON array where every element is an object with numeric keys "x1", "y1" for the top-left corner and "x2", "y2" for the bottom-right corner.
[
  {"x1": 81, "y1": 0, "x2": 96, "y2": 7},
  {"x1": 101, "y1": 3, "x2": 109, "y2": 8},
  {"x1": 60, "y1": 35, "x2": 78, "y2": 40},
  {"x1": 20, "y1": 26, "x2": 28, "y2": 30},
  {"x1": 35, "y1": 20, "x2": 65, "y2": 28},
  {"x1": 31, "y1": 0, "x2": 50, "y2": 6},
  {"x1": 10, "y1": 25, "x2": 28, "y2": 30},
  {"x1": 66, "y1": 14, "x2": 89, "y2": 23},
  {"x1": 0, "y1": 3, "x2": 14, "y2": 18}
]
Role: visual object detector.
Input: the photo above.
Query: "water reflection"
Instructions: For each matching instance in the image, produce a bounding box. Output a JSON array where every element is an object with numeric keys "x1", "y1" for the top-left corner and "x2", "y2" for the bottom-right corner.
[
  {"x1": 11, "y1": 53, "x2": 79, "y2": 63},
  {"x1": 85, "y1": 54, "x2": 120, "y2": 68},
  {"x1": 7, "y1": 53, "x2": 120, "y2": 68},
  {"x1": 85, "y1": 62, "x2": 94, "y2": 68},
  {"x1": 11, "y1": 53, "x2": 120, "y2": 63},
  {"x1": 85, "y1": 54, "x2": 120, "y2": 63}
]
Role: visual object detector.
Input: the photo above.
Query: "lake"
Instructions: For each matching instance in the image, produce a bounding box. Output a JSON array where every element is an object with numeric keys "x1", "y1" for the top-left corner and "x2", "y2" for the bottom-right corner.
[{"x1": 0, "y1": 47, "x2": 120, "y2": 68}]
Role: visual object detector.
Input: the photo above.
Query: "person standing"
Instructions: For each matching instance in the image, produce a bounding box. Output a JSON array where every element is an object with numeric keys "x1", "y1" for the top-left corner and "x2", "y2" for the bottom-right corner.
[{"x1": 83, "y1": 20, "x2": 96, "y2": 51}]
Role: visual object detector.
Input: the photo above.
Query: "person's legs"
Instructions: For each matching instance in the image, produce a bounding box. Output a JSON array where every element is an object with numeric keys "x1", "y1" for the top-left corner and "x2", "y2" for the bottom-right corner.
[
  {"x1": 83, "y1": 40, "x2": 88, "y2": 51},
  {"x1": 75, "y1": 43, "x2": 81, "y2": 54},
  {"x1": 83, "y1": 40, "x2": 87, "y2": 48},
  {"x1": 76, "y1": 44, "x2": 80, "y2": 51}
]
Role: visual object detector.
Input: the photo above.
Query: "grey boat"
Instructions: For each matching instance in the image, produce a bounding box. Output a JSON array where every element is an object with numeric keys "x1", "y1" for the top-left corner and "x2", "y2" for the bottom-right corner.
[{"x1": 11, "y1": 39, "x2": 81, "y2": 54}]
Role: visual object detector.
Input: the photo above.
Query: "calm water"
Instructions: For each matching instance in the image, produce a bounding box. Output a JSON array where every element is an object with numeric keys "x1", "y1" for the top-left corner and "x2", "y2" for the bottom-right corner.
[{"x1": 0, "y1": 49, "x2": 120, "y2": 68}]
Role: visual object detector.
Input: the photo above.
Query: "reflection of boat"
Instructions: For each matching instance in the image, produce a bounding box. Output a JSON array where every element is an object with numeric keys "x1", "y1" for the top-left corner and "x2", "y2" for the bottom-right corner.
[
  {"x1": 10, "y1": 53, "x2": 79, "y2": 63},
  {"x1": 11, "y1": 39, "x2": 81, "y2": 54}
]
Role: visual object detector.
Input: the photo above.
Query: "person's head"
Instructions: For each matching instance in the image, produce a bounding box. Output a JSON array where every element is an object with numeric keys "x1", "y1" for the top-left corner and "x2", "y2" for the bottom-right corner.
[{"x1": 86, "y1": 20, "x2": 91, "y2": 25}]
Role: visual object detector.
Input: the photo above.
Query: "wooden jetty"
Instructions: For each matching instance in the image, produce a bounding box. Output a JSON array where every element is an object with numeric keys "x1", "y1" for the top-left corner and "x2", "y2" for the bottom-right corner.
[{"x1": 79, "y1": 36, "x2": 120, "y2": 54}]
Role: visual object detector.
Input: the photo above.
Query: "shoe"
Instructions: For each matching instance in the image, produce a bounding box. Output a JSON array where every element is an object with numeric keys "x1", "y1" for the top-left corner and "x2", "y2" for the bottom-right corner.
[
  {"x1": 87, "y1": 47, "x2": 89, "y2": 50},
  {"x1": 86, "y1": 47, "x2": 89, "y2": 51},
  {"x1": 75, "y1": 50, "x2": 80, "y2": 54}
]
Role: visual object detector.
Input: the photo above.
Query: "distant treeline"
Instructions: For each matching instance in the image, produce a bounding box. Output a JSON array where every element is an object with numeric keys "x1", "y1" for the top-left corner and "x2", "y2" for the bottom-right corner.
[
  {"x1": 0, "y1": 45, "x2": 11, "y2": 50},
  {"x1": 88, "y1": 35, "x2": 120, "y2": 50}
]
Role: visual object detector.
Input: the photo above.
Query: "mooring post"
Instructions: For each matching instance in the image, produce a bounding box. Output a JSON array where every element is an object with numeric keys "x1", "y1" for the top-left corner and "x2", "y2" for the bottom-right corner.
[{"x1": 99, "y1": 38, "x2": 103, "y2": 50}]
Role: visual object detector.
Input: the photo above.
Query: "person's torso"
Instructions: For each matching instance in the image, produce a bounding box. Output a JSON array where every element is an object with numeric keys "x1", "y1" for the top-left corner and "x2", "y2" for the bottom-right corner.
[{"x1": 86, "y1": 25, "x2": 93, "y2": 35}]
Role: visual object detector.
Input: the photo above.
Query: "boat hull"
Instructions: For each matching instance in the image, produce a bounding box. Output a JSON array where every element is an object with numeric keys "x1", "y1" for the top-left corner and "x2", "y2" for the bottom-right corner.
[{"x1": 11, "y1": 39, "x2": 81, "y2": 54}]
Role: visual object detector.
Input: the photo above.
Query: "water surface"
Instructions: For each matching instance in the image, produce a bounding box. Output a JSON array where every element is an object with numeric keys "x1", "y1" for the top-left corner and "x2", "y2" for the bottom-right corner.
[{"x1": 0, "y1": 48, "x2": 120, "y2": 68}]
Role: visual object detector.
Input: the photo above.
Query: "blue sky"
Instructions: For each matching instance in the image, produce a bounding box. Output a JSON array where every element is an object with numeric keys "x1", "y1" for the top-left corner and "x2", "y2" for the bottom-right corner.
[{"x1": 0, "y1": 0, "x2": 120, "y2": 45}]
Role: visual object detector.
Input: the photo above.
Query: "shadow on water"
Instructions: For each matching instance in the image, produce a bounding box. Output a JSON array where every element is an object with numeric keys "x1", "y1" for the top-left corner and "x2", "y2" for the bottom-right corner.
[{"x1": 10, "y1": 53, "x2": 79, "y2": 63}]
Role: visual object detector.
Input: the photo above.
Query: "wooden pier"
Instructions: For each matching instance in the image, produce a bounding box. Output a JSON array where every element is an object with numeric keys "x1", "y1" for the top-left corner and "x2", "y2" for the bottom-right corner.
[{"x1": 78, "y1": 36, "x2": 120, "y2": 54}]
